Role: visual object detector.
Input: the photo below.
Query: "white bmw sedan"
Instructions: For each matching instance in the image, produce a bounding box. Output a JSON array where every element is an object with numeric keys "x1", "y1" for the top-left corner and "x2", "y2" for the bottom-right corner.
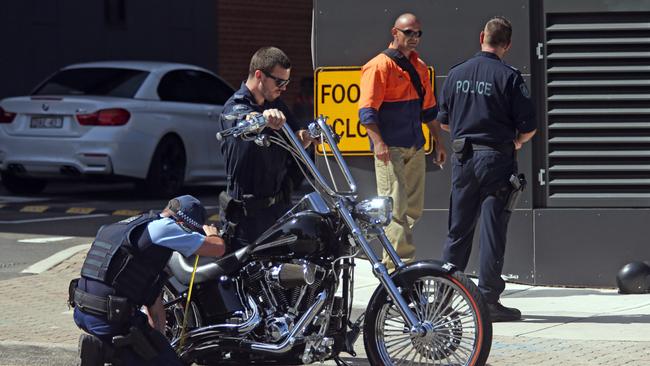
[{"x1": 0, "y1": 61, "x2": 234, "y2": 196}]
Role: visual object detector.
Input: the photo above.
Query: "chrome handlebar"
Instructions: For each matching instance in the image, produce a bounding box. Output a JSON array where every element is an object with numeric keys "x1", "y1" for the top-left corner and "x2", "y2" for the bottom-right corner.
[{"x1": 217, "y1": 113, "x2": 357, "y2": 197}]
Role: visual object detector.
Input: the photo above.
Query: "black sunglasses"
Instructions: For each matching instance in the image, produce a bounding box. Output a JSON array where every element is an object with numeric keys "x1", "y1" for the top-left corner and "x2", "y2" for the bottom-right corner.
[
  {"x1": 262, "y1": 70, "x2": 291, "y2": 88},
  {"x1": 396, "y1": 28, "x2": 423, "y2": 38}
]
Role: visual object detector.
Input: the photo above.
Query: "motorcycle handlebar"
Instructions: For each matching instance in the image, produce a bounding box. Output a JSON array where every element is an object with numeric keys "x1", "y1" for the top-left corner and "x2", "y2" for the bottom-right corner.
[{"x1": 216, "y1": 113, "x2": 268, "y2": 141}]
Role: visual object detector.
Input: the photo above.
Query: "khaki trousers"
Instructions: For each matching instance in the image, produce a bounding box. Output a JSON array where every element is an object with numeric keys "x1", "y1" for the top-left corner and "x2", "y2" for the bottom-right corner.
[{"x1": 374, "y1": 146, "x2": 425, "y2": 270}]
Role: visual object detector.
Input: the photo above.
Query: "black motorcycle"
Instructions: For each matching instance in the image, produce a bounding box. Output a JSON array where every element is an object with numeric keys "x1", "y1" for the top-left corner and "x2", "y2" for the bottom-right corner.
[{"x1": 162, "y1": 114, "x2": 492, "y2": 365}]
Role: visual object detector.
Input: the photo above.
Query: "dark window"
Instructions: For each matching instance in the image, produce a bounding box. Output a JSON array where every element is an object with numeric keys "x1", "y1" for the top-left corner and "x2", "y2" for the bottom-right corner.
[
  {"x1": 33, "y1": 68, "x2": 148, "y2": 98},
  {"x1": 157, "y1": 70, "x2": 234, "y2": 105}
]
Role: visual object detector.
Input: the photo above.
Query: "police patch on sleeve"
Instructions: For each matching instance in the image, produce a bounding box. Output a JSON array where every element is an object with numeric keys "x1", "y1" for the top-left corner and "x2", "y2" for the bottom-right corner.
[{"x1": 519, "y1": 83, "x2": 531, "y2": 99}]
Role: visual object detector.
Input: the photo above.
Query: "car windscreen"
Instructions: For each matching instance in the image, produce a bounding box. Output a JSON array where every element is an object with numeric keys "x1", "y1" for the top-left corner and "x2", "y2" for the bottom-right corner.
[{"x1": 32, "y1": 68, "x2": 149, "y2": 98}]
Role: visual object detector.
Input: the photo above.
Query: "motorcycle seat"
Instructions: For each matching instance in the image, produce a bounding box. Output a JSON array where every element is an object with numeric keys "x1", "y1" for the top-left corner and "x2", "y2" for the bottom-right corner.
[{"x1": 166, "y1": 245, "x2": 252, "y2": 286}]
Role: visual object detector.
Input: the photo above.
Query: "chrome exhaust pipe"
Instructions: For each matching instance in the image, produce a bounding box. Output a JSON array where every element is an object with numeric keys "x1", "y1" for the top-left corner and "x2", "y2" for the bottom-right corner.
[
  {"x1": 173, "y1": 295, "x2": 261, "y2": 352},
  {"x1": 249, "y1": 290, "x2": 328, "y2": 354}
]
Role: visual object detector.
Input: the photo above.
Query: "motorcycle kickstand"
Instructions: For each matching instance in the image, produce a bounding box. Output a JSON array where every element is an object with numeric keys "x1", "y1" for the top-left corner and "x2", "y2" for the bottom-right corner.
[{"x1": 334, "y1": 356, "x2": 352, "y2": 366}]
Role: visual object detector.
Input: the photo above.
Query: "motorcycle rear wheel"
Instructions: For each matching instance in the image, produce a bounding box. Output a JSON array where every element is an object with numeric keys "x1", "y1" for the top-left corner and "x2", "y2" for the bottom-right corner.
[{"x1": 363, "y1": 268, "x2": 492, "y2": 366}]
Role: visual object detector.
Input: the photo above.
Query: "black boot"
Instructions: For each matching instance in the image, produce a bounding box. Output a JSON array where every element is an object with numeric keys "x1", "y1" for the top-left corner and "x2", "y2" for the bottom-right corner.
[
  {"x1": 78, "y1": 334, "x2": 105, "y2": 366},
  {"x1": 487, "y1": 301, "x2": 521, "y2": 322}
]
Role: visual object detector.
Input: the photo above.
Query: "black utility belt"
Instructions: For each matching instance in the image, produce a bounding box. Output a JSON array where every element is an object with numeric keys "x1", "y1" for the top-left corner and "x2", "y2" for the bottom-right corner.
[
  {"x1": 452, "y1": 138, "x2": 514, "y2": 156},
  {"x1": 220, "y1": 191, "x2": 282, "y2": 222},
  {"x1": 69, "y1": 279, "x2": 135, "y2": 323}
]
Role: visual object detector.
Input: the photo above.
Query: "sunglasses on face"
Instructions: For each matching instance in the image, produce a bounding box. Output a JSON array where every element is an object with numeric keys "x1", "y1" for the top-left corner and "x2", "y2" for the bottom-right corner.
[
  {"x1": 262, "y1": 70, "x2": 291, "y2": 88},
  {"x1": 395, "y1": 28, "x2": 423, "y2": 38}
]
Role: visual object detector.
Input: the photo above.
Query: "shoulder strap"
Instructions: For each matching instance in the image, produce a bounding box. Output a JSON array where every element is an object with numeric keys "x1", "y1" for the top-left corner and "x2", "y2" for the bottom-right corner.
[{"x1": 382, "y1": 48, "x2": 426, "y2": 106}]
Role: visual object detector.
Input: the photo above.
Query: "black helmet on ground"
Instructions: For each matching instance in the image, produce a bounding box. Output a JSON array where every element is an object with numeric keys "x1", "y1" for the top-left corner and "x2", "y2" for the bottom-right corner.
[{"x1": 616, "y1": 261, "x2": 650, "y2": 294}]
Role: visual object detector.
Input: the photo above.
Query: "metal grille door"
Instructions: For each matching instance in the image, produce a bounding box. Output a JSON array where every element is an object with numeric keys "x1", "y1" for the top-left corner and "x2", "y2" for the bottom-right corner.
[{"x1": 544, "y1": 10, "x2": 650, "y2": 207}]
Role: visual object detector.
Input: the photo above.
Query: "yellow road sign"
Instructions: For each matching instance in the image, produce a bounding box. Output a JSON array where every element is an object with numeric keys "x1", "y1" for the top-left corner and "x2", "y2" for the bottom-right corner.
[{"x1": 314, "y1": 66, "x2": 435, "y2": 156}]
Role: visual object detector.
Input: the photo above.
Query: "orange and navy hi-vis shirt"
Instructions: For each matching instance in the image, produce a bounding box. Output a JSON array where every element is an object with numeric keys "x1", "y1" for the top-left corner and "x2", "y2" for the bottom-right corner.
[{"x1": 358, "y1": 50, "x2": 437, "y2": 149}]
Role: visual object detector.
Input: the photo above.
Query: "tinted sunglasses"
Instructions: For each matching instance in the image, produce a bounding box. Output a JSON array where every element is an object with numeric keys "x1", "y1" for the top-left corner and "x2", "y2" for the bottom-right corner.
[
  {"x1": 396, "y1": 28, "x2": 423, "y2": 38},
  {"x1": 262, "y1": 70, "x2": 291, "y2": 88}
]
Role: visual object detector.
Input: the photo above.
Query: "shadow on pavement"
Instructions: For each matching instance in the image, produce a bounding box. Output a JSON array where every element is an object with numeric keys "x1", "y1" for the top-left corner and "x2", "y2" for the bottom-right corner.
[{"x1": 521, "y1": 313, "x2": 650, "y2": 324}]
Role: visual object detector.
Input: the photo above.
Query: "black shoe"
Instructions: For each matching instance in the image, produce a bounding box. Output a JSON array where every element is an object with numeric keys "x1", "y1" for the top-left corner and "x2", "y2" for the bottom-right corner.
[
  {"x1": 487, "y1": 302, "x2": 521, "y2": 322},
  {"x1": 78, "y1": 334, "x2": 105, "y2": 366}
]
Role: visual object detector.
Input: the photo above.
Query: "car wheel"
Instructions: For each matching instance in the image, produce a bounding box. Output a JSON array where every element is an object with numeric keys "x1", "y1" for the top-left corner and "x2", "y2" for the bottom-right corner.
[
  {"x1": 0, "y1": 172, "x2": 48, "y2": 195},
  {"x1": 139, "y1": 136, "x2": 186, "y2": 198}
]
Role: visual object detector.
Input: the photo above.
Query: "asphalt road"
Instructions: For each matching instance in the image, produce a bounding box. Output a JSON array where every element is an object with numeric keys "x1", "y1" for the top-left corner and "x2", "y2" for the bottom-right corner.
[{"x1": 0, "y1": 181, "x2": 223, "y2": 281}]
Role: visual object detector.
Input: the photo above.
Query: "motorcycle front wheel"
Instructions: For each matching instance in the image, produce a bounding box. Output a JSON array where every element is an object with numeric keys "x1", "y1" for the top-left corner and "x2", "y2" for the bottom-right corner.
[{"x1": 363, "y1": 266, "x2": 492, "y2": 366}]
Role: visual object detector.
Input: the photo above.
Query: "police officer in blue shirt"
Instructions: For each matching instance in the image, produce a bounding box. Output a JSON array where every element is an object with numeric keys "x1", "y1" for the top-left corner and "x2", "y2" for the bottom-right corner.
[
  {"x1": 436, "y1": 17, "x2": 537, "y2": 322},
  {"x1": 70, "y1": 195, "x2": 225, "y2": 365},
  {"x1": 219, "y1": 47, "x2": 314, "y2": 250}
]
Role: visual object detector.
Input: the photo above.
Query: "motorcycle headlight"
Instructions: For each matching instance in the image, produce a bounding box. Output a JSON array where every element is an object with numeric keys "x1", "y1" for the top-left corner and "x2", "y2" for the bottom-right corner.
[{"x1": 353, "y1": 196, "x2": 393, "y2": 226}]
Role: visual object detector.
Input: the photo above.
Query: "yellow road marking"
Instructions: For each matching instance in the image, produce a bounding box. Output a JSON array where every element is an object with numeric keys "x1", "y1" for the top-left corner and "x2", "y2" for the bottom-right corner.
[
  {"x1": 66, "y1": 207, "x2": 96, "y2": 214},
  {"x1": 112, "y1": 209, "x2": 141, "y2": 216},
  {"x1": 20, "y1": 205, "x2": 48, "y2": 213},
  {"x1": 207, "y1": 214, "x2": 220, "y2": 222}
]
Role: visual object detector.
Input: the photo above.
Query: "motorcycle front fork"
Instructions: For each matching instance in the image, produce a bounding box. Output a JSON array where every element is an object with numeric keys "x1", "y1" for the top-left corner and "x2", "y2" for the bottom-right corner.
[{"x1": 337, "y1": 202, "x2": 424, "y2": 334}]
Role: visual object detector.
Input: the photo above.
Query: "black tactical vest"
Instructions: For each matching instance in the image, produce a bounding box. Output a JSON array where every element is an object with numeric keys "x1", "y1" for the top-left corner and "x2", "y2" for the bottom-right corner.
[{"x1": 80, "y1": 213, "x2": 174, "y2": 306}]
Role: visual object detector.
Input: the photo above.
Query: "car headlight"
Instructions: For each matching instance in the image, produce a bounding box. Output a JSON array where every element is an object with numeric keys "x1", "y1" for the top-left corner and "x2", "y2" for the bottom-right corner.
[{"x1": 353, "y1": 196, "x2": 393, "y2": 226}]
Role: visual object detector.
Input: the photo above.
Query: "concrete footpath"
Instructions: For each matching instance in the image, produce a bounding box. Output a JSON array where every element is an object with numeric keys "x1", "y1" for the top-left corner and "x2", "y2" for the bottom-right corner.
[{"x1": 1, "y1": 249, "x2": 649, "y2": 365}]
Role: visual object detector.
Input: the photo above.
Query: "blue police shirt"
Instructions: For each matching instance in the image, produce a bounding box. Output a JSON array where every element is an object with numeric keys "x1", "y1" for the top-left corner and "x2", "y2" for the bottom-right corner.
[
  {"x1": 219, "y1": 82, "x2": 305, "y2": 199},
  {"x1": 436, "y1": 51, "x2": 536, "y2": 144},
  {"x1": 74, "y1": 216, "x2": 204, "y2": 336},
  {"x1": 147, "y1": 217, "x2": 204, "y2": 257}
]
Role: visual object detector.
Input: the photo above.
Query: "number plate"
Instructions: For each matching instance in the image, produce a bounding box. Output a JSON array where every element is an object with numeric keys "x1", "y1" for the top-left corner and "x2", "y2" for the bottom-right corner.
[{"x1": 30, "y1": 116, "x2": 63, "y2": 128}]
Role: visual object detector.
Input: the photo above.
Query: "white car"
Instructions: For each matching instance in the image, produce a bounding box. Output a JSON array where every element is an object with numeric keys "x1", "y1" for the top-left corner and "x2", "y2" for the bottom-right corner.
[{"x1": 0, "y1": 61, "x2": 234, "y2": 196}]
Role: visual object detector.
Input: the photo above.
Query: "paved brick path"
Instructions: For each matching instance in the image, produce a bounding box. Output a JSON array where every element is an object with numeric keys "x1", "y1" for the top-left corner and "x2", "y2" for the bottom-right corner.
[{"x1": 1, "y1": 252, "x2": 649, "y2": 365}]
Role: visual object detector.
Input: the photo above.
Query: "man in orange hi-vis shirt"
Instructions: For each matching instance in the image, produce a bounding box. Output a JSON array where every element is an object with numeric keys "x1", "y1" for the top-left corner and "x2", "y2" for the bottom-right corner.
[{"x1": 359, "y1": 13, "x2": 446, "y2": 269}]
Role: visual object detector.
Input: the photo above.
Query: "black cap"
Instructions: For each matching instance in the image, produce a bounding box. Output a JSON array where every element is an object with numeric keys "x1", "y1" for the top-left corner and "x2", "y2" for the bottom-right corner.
[{"x1": 166, "y1": 195, "x2": 206, "y2": 232}]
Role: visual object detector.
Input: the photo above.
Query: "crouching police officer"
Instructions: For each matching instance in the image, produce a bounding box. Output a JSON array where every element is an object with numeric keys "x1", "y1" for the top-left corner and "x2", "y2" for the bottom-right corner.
[
  {"x1": 69, "y1": 195, "x2": 225, "y2": 365},
  {"x1": 436, "y1": 17, "x2": 537, "y2": 322}
]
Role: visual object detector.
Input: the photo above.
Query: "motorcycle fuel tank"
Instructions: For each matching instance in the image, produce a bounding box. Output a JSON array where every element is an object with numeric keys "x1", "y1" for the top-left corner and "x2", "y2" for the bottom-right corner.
[{"x1": 252, "y1": 211, "x2": 334, "y2": 259}]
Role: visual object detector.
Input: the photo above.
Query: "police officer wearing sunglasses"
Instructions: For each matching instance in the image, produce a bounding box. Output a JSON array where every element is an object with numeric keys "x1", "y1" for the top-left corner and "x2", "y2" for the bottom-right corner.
[{"x1": 218, "y1": 47, "x2": 315, "y2": 251}]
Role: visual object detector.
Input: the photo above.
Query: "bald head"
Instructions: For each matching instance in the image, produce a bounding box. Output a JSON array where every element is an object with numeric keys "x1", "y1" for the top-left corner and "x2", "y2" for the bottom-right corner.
[{"x1": 394, "y1": 13, "x2": 420, "y2": 29}]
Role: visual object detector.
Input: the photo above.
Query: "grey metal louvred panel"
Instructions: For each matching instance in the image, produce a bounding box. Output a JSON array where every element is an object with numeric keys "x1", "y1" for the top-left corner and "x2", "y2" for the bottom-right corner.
[
  {"x1": 550, "y1": 122, "x2": 650, "y2": 129},
  {"x1": 548, "y1": 66, "x2": 650, "y2": 73},
  {"x1": 547, "y1": 23, "x2": 650, "y2": 31},
  {"x1": 545, "y1": 12, "x2": 650, "y2": 207},
  {"x1": 548, "y1": 52, "x2": 650, "y2": 59},
  {"x1": 548, "y1": 95, "x2": 650, "y2": 102},
  {"x1": 549, "y1": 150, "x2": 650, "y2": 156},
  {"x1": 548, "y1": 80, "x2": 650, "y2": 87},
  {"x1": 548, "y1": 122, "x2": 650, "y2": 130},
  {"x1": 547, "y1": 37, "x2": 650, "y2": 45},
  {"x1": 549, "y1": 165, "x2": 650, "y2": 171}
]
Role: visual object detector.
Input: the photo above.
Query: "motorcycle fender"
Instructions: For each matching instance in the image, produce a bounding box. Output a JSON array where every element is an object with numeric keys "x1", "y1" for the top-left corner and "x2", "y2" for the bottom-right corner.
[{"x1": 388, "y1": 260, "x2": 458, "y2": 288}]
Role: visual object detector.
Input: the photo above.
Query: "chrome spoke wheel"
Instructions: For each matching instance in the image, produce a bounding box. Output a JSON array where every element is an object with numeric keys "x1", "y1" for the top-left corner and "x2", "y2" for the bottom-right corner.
[{"x1": 374, "y1": 276, "x2": 481, "y2": 366}]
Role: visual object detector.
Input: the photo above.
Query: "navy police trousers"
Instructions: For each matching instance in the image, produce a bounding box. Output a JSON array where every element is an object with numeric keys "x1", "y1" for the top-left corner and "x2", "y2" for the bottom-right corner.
[{"x1": 442, "y1": 149, "x2": 516, "y2": 304}]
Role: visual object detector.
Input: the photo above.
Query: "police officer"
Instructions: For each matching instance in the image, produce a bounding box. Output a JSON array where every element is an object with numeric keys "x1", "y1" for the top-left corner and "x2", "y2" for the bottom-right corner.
[
  {"x1": 70, "y1": 195, "x2": 225, "y2": 365},
  {"x1": 219, "y1": 46, "x2": 314, "y2": 250},
  {"x1": 436, "y1": 17, "x2": 536, "y2": 322}
]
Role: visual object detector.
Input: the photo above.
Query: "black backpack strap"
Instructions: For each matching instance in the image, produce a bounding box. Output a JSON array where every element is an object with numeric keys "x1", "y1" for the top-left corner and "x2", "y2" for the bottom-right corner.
[{"x1": 382, "y1": 48, "x2": 426, "y2": 106}]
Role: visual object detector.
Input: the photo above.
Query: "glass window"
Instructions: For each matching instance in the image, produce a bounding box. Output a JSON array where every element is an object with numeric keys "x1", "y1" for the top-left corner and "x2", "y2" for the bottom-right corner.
[
  {"x1": 158, "y1": 70, "x2": 233, "y2": 105},
  {"x1": 33, "y1": 68, "x2": 148, "y2": 98}
]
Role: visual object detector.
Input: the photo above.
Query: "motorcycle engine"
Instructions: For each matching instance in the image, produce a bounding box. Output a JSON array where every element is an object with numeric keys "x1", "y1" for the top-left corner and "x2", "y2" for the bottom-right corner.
[{"x1": 243, "y1": 260, "x2": 326, "y2": 342}]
